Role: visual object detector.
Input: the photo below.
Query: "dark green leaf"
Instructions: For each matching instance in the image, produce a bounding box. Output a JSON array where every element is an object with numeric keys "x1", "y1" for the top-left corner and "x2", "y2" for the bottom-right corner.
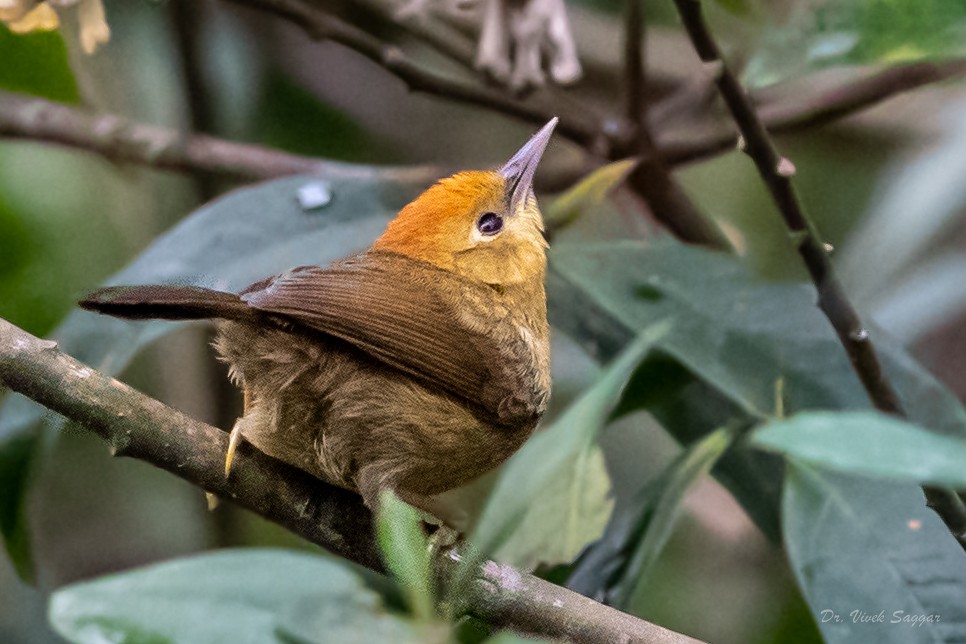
[
  {"x1": 376, "y1": 491, "x2": 435, "y2": 622},
  {"x1": 568, "y1": 426, "x2": 735, "y2": 607},
  {"x1": 49, "y1": 549, "x2": 433, "y2": 644},
  {"x1": 746, "y1": 0, "x2": 966, "y2": 87},
  {"x1": 546, "y1": 238, "x2": 966, "y2": 625},
  {"x1": 254, "y1": 73, "x2": 395, "y2": 163},
  {"x1": 0, "y1": 426, "x2": 38, "y2": 581},
  {"x1": 784, "y1": 465, "x2": 966, "y2": 643}
]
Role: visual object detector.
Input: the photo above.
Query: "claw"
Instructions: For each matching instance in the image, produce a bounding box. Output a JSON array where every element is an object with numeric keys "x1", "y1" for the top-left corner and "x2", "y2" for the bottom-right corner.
[{"x1": 225, "y1": 421, "x2": 243, "y2": 477}]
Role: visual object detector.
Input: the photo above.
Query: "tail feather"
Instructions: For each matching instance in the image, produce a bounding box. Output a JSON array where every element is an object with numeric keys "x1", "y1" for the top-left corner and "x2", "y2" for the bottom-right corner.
[{"x1": 79, "y1": 285, "x2": 256, "y2": 322}]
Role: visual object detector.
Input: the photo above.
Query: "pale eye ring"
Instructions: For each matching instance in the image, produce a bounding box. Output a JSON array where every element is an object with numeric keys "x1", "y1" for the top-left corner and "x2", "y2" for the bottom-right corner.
[{"x1": 477, "y1": 212, "x2": 504, "y2": 236}]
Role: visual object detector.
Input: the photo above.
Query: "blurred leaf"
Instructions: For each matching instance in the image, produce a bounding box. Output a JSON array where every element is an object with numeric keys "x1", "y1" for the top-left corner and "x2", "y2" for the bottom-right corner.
[
  {"x1": 544, "y1": 159, "x2": 637, "y2": 232},
  {"x1": 754, "y1": 410, "x2": 966, "y2": 488},
  {"x1": 568, "y1": 426, "x2": 735, "y2": 607},
  {"x1": 0, "y1": 25, "x2": 77, "y2": 101},
  {"x1": 376, "y1": 491, "x2": 435, "y2": 622},
  {"x1": 468, "y1": 320, "x2": 671, "y2": 573},
  {"x1": 49, "y1": 549, "x2": 432, "y2": 644},
  {"x1": 0, "y1": 428, "x2": 38, "y2": 582},
  {"x1": 255, "y1": 73, "x2": 395, "y2": 163},
  {"x1": 746, "y1": 0, "x2": 966, "y2": 87},
  {"x1": 784, "y1": 465, "x2": 966, "y2": 644},
  {"x1": 0, "y1": 173, "x2": 417, "y2": 579},
  {"x1": 840, "y1": 105, "x2": 966, "y2": 340},
  {"x1": 869, "y1": 253, "x2": 966, "y2": 344}
]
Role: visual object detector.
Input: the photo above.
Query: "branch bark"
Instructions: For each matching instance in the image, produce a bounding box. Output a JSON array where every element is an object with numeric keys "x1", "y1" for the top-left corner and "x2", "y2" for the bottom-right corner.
[
  {"x1": 0, "y1": 316, "x2": 705, "y2": 644},
  {"x1": 671, "y1": 0, "x2": 966, "y2": 547},
  {"x1": 0, "y1": 91, "x2": 439, "y2": 184}
]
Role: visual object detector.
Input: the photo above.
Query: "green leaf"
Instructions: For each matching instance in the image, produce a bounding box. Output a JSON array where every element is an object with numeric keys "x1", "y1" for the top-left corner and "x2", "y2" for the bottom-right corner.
[
  {"x1": 49, "y1": 549, "x2": 433, "y2": 644},
  {"x1": 376, "y1": 491, "x2": 435, "y2": 622},
  {"x1": 753, "y1": 410, "x2": 966, "y2": 488},
  {"x1": 0, "y1": 173, "x2": 418, "y2": 579},
  {"x1": 783, "y1": 465, "x2": 966, "y2": 643},
  {"x1": 0, "y1": 26, "x2": 78, "y2": 101},
  {"x1": 468, "y1": 320, "x2": 671, "y2": 572},
  {"x1": 568, "y1": 426, "x2": 735, "y2": 608},
  {"x1": 746, "y1": 0, "x2": 966, "y2": 87},
  {"x1": 544, "y1": 159, "x2": 637, "y2": 232}
]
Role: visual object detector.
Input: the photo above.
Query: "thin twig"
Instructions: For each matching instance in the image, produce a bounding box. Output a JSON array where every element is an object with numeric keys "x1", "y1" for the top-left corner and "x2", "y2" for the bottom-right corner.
[
  {"x1": 671, "y1": 0, "x2": 966, "y2": 546},
  {"x1": 353, "y1": 0, "x2": 479, "y2": 72},
  {"x1": 621, "y1": 0, "x2": 733, "y2": 250},
  {"x1": 623, "y1": 0, "x2": 645, "y2": 127},
  {"x1": 225, "y1": 0, "x2": 601, "y2": 146},
  {"x1": 0, "y1": 316, "x2": 706, "y2": 644},
  {"x1": 0, "y1": 91, "x2": 440, "y2": 184},
  {"x1": 659, "y1": 58, "x2": 966, "y2": 166}
]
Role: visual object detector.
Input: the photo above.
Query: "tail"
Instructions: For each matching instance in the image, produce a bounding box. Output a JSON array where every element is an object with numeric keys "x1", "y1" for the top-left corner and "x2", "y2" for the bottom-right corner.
[{"x1": 79, "y1": 285, "x2": 256, "y2": 322}]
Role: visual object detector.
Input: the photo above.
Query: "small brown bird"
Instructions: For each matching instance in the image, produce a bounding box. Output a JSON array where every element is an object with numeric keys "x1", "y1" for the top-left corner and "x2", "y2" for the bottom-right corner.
[{"x1": 80, "y1": 119, "x2": 557, "y2": 526}]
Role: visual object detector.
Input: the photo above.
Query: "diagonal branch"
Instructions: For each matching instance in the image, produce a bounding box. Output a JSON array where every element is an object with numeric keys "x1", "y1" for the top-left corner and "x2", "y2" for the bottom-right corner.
[
  {"x1": 0, "y1": 90, "x2": 439, "y2": 184},
  {"x1": 224, "y1": 0, "x2": 601, "y2": 146},
  {"x1": 0, "y1": 316, "x2": 705, "y2": 644},
  {"x1": 671, "y1": 0, "x2": 966, "y2": 547}
]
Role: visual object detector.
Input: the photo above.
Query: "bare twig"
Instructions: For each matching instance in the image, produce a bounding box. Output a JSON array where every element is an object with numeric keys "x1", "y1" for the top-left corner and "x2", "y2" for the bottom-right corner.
[
  {"x1": 659, "y1": 58, "x2": 966, "y2": 166},
  {"x1": 621, "y1": 0, "x2": 732, "y2": 250},
  {"x1": 0, "y1": 91, "x2": 440, "y2": 184},
  {"x1": 0, "y1": 316, "x2": 705, "y2": 644},
  {"x1": 623, "y1": 0, "x2": 646, "y2": 127},
  {"x1": 671, "y1": 0, "x2": 966, "y2": 546}
]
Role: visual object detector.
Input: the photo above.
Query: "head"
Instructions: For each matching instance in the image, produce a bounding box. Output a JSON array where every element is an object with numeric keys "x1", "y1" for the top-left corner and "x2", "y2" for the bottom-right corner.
[{"x1": 373, "y1": 118, "x2": 557, "y2": 286}]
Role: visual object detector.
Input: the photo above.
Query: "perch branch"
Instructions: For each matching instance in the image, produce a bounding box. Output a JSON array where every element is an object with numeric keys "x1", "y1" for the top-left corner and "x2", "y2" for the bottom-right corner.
[
  {"x1": 0, "y1": 91, "x2": 439, "y2": 184},
  {"x1": 671, "y1": 0, "x2": 966, "y2": 546},
  {"x1": 659, "y1": 58, "x2": 966, "y2": 166},
  {"x1": 0, "y1": 317, "x2": 705, "y2": 644}
]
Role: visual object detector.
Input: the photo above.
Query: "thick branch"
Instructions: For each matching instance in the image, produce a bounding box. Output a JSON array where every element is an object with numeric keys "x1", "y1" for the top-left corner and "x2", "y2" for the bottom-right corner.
[
  {"x1": 0, "y1": 91, "x2": 438, "y2": 184},
  {"x1": 671, "y1": 0, "x2": 966, "y2": 546},
  {"x1": 659, "y1": 59, "x2": 966, "y2": 166},
  {"x1": 0, "y1": 317, "x2": 704, "y2": 644}
]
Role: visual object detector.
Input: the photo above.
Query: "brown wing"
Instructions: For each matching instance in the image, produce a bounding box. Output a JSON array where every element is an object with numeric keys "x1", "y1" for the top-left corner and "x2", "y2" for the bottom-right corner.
[{"x1": 240, "y1": 252, "x2": 540, "y2": 425}]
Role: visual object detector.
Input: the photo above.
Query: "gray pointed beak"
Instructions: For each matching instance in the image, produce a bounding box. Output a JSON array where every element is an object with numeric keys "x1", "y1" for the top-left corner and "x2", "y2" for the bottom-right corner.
[{"x1": 500, "y1": 117, "x2": 558, "y2": 214}]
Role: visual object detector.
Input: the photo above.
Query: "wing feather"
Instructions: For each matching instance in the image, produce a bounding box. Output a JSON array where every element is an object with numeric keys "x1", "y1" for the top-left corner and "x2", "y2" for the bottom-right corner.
[{"x1": 240, "y1": 252, "x2": 536, "y2": 424}]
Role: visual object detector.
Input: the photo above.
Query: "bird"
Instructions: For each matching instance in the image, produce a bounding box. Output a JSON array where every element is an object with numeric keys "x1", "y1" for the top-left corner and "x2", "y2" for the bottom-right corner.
[{"x1": 79, "y1": 118, "x2": 557, "y2": 527}]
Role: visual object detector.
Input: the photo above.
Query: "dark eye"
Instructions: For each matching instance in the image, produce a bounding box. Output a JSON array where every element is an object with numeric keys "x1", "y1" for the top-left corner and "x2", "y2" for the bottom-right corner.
[{"x1": 477, "y1": 212, "x2": 504, "y2": 236}]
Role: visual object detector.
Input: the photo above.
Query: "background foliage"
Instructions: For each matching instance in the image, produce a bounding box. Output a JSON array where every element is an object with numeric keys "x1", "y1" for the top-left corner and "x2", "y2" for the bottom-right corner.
[{"x1": 3, "y1": 0, "x2": 966, "y2": 642}]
